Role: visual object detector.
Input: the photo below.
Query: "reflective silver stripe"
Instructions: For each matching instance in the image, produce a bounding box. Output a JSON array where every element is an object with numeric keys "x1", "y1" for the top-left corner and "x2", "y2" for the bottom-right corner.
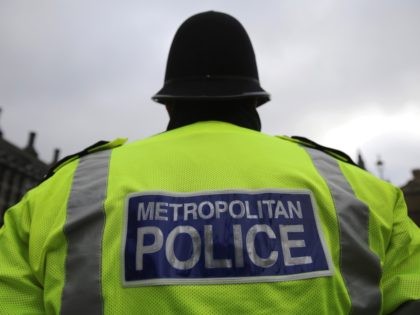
[
  {"x1": 304, "y1": 148, "x2": 381, "y2": 315},
  {"x1": 61, "y1": 150, "x2": 111, "y2": 315}
]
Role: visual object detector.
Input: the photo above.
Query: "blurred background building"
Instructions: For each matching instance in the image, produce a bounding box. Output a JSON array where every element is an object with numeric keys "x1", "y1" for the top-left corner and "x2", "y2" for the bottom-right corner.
[
  {"x1": 401, "y1": 169, "x2": 420, "y2": 226},
  {"x1": 0, "y1": 110, "x2": 59, "y2": 226},
  {"x1": 357, "y1": 153, "x2": 420, "y2": 227}
]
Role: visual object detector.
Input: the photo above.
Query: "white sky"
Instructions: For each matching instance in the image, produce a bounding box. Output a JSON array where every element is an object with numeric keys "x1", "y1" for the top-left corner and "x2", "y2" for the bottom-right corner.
[{"x1": 1, "y1": 0, "x2": 419, "y2": 186}]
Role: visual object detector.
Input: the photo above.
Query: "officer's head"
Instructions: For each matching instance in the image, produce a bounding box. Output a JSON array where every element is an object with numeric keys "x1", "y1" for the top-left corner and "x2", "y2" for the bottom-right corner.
[{"x1": 152, "y1": 11, "x2": 270, "y2": 108}]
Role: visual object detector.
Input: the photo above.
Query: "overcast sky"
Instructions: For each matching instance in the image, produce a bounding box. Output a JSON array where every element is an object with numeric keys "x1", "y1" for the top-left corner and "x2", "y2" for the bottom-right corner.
[{"x1": 1, "y1": 0, "x2": 419, "y2": 186}]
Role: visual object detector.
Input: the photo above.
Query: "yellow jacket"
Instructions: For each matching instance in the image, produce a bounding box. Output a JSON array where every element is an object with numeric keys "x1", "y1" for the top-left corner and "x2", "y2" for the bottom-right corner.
[{"x1": 1, "y1": 122, "x2": 419, "y2": 314}]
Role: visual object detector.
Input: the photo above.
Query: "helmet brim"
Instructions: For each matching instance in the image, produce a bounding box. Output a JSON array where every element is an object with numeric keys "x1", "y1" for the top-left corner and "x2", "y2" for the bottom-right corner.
[{"x1": 152, "y1": 76, "x2": 270, "y2": 107}]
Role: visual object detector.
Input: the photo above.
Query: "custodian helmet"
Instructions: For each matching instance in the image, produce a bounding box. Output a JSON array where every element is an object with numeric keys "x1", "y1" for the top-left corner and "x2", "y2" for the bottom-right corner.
[{"x1": 152, "y1": 11, "x2": 270, "y2": 106}]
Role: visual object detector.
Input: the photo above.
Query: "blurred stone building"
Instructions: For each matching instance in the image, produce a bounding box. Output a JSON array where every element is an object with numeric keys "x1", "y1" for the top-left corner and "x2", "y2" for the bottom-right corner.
[
  {"x1": 357, "y1": 153, "x2": 419, "y2": 227},
  {"x1": 401, "y1": 169, "x2": 420, "y2": 227},
  {"x1": 0, "y1": 125, "x2": 59, "y2": 226}
]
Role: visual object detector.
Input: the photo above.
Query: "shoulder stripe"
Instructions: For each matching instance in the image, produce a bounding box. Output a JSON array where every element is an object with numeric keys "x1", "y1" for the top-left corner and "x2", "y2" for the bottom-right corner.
[
  {"x1": 61, "y1": 150, "x2": 111, "y2": 314},
  {"x1": 289, "y1": 136, "x2": 358, "y2": 166},
  {"x1": 303, "y1": 147, "x2": 382, "y2": 315},
  {"x1": 44, "y1": 138, "x2": 126, "y2": 181}
]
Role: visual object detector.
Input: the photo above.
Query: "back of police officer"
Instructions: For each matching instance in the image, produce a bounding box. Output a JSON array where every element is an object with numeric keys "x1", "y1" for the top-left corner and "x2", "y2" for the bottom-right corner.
[{"x1": 1, "y1": 11, "x2": 419, "y2": 315}]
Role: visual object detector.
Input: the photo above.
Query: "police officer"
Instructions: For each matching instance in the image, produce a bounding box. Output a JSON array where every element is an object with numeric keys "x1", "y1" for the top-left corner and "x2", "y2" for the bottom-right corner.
[{"x1": 1, "y1": 11, "x2": 419, "y2": 315}]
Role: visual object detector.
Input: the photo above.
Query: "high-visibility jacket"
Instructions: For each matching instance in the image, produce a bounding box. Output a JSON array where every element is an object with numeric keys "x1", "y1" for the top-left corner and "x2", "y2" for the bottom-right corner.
[{"x1": 0, "y1": 121, "x2": 419, "y2": 315}]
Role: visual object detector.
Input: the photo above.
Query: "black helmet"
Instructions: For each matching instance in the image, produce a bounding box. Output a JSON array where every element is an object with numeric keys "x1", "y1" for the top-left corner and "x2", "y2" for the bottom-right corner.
[{"x1": 152, "y1": 11, "x2": 270, "y2": 106}]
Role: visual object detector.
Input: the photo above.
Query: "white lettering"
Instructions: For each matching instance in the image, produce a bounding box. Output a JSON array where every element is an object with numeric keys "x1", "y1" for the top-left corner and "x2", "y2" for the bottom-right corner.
[
  {"x1": 229, "y1": 200, "x2": 246, "y2": 219},
  {"x1": 245, "y1": 201, "x2": 258, "y2": 219},
  {"x1": 198, "y1": 201, "x2": 215, "y2": 220},
  {"x1": 215, "y1": 201, "x2": 228, "y2": 218},
  {"x1": 136, "y1": 226, "x2": 163, "y2": 270},
  {"x1": 288, "y1": 201, "x2": 303, "y2": 219},
  {"x1": 246, "y1": 224, "x2": 278, "y2": 268},
  {"x1": 233, "y1": 224, "x2": 244, "y2": 268},
  {"x1": 169, "y1": 203, "x2": 183, "y2": 221},
  {"x1": 155, "y1": 202, "x2": 169, "y2": 221},
  {"x1": 279, "y1": 224, "x2": 312, "y2": 266},
  {"x1": 166, "y1": 226, "x2": 201, "y2": 270},
  {"x1": 137, "y1": 202, "x2": 154, "y2": 221},
  {"x1": 257, "y1": 200, "x2": 263, "y2": 218},
  {"x1": 262, "y1": 200, "x2": 276, "y2": 218},
  {"x1": 184, "y1": 203, "x2": 198, "y2": 220},
  {"x1": 274, "y1": 201, "x2": 289, "y2": 219},
  {"x1": 204, "y1": 225, "x2": 232, "y2": 268}
]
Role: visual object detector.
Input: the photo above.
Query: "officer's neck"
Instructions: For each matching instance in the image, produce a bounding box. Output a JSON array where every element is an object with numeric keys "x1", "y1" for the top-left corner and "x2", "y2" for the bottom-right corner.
[{"x1": 165, "y1": 101, "x2": 261, "y2": 131}]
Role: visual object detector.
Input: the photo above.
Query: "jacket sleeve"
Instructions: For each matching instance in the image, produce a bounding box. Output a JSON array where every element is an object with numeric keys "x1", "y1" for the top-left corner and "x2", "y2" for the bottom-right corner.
[
  {"x1": 382, "y1": 188, "x2": 420, "y2": 314},
  {"x1": 0, "y1": 196, "x2": 45, "y2": 314}
]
